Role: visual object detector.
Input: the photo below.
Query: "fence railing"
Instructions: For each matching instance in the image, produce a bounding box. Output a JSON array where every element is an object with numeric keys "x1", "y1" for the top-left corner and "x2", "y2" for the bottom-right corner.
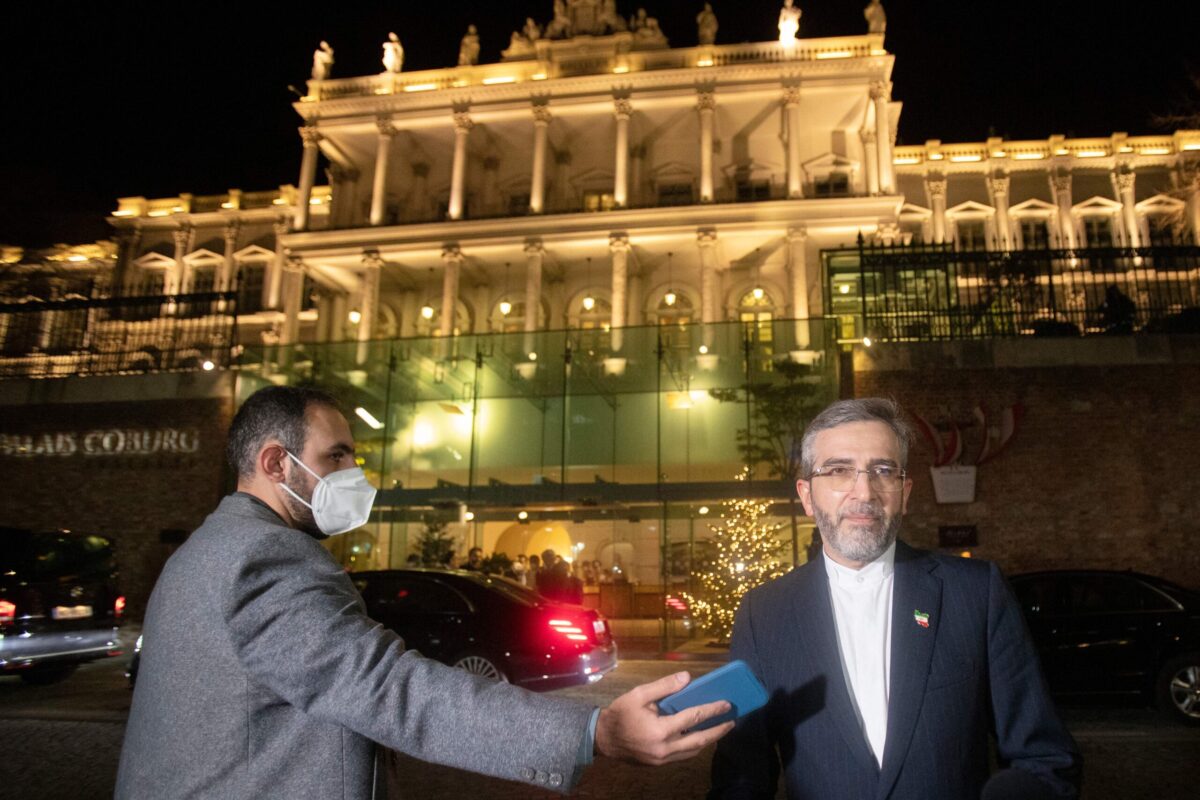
[
  {"x1": 0, "y1": 292, "x2": 237, "y2": 378},
  {"x1": 828, "y1": 241, "x2": 1200, "y2": 342}
]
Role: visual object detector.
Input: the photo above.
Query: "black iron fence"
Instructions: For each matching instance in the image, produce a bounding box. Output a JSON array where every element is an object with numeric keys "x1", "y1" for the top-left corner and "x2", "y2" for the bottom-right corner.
[
  {"x1": 0, "y1": 292, "x2": 237, "y2": 378},
  {"x1": 828, "y1": 240, "x2": 1200, "y2": 342}
]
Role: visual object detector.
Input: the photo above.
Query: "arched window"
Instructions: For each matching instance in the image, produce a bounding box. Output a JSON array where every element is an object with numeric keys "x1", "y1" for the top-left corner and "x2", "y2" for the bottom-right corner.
[
  {"x1": 570, "y1": 295, "x2": 612, "y2": 355},
  {"x1": 491, "y1": 298, "x2": 528, "y2": 334},
  {"x1": 415, "y1": 300, "x2": 472, "y2": 339},
  {"x1": 653, "y1": 292, "x2": 695, "y2": 352},
  {"x1": 738, "y1": 288, "x2": 775, "y2": 367}
]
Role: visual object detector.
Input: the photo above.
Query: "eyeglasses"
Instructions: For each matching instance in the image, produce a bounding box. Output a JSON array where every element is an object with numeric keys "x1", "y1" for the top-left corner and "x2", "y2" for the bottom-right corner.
[{"x1": 808, "y1": 465, "x2": 907, "y2": 493}]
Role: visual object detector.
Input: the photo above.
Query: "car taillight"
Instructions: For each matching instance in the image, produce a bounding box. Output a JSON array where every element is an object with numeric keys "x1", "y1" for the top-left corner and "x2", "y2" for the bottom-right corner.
[
  {"x1": 548, "y1": 617, "x2": 591, "y2": 642},
  {"x1": 666, "y1": 595, "x2": 688, "y2": 612},
  {"x1": 114, "y1": 596, "x2": 126, "y2": 619},
  {"x1": 0, "y1": 599, "x2": 15, "y2": 625}
]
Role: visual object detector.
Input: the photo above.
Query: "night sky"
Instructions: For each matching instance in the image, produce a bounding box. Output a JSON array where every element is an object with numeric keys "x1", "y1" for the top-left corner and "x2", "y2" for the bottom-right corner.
[{"x1": 4, "y1": 0, "x2": 1197, "y2": 247}]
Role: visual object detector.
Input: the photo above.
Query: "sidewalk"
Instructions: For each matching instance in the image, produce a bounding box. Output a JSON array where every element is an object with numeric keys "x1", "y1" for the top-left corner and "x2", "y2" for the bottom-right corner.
[{"x1": 614, "y1": 635, "x2": 731, "y2": 662}]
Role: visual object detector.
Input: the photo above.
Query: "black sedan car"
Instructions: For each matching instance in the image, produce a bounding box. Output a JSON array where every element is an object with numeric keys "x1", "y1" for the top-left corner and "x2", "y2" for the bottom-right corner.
[
  {"x1": 351, "y1": 568, "x2": 617, "y2": 690},
  {"x1": 1, "y1": 528, "x2": 125, "y2": 685},
  {"x1": 1010, "y1": 569, "x2": 1200, "y2": 724}
]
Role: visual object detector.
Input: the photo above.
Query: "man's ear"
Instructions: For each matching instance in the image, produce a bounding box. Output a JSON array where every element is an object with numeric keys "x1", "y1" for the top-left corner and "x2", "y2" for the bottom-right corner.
[
  {"x1": 259, "y1": 443, "x2": 289, "y2": 484},
  {"x1": 796, "y1": 478, "x2": 814, "y2": 517}
]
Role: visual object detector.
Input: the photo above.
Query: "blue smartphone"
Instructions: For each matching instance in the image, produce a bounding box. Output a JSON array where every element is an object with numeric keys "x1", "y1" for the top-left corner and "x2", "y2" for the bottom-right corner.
[{"x1": 656, "y1": 659, "x2": 768, "y2": 730}]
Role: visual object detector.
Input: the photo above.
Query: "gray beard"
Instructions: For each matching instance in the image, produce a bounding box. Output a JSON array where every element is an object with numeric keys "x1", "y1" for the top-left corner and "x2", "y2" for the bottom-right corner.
[{"x1": 814, "y1": 502, "x2": 902, "y2": 564}]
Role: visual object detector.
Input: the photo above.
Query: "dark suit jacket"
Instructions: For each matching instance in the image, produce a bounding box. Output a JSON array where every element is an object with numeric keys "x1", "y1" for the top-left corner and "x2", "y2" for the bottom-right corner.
[{"x1": 709, "y1": 541, "x2": 1080, "y2": 800}]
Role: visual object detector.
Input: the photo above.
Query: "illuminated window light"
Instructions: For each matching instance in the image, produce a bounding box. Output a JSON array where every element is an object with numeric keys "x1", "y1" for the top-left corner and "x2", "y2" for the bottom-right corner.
[
  {"x1": 309, "y1": 197, "x2": 323, "y2": 204},
  {"x1": 870, "y1": 48, "x2": 887, "y2": 56},
  {"x1": 1182, "y1": 143, "x2": 1200, "y2": 151},
  {"x1": 348, "y1": 309, "x2": 362, "y2": 324},
  {"x1": 1075, "y1": 150, "x2": 1106, "y2": 158},
  {"x1": 815, "y1": 50, "x2": 853, "y2": 59},
  {"x1": 272, "y1": 198, "x2": 287, "y2": 205},
  {"x1": 403, "y1": 82, "x2": 438, "y2": 92},
  {"x1": 172, "y1": 206, "x2": 183, "y2": 212},
  {"x1": 1013, "y1": 152, "x2": 1045, "y2": 160},
  {"x1": 355, "y1": 406, "x2": 385, "y2": 430},
  {"x1": 1118, "y1": 146, "x2": 1134, "y2": 153},
  {"x1": 420, "y1": 305, "x2": 434, "y2": 320},
  {"x1": 697, "y1": 57, "x2": 714, "y2": 67},
  {"x1": 148, "y1": 210, "x2": 170, "y2": 217},
  {"x1": 374, "y1": 87, "x2": 392, "y2": 95},
  {"x1": 949, "y1": 154, "x2": 982, "y2": 163},
  {"x1": 220, "y1": 201, "x2": 235, "y2": 209},
  {"x1": 612, "y1": 65, "x2": 630, "y2": 74},
  {"x1": 1139, "y1": 147, "x2": 1171, "y2": 155},
  {"x1": 1055, "y1": 148, "x2": 1069, "y2": 155},
  {"x1": 112, "y1": 209, "x2": 134, "y2": 217},
  {"x1": 482, "y1": 76, "x2": 516, "y2": 85},
  {"x1": 499, "y1": 300, "x2": 512, "y2": 316},
  {"x1": 991, "y1": 151, "x2": 1007, "y2": 157},
  {"x1": 452, "y1": 79, "x2": 469, "y2": 87},
  {"x1": 531, "y1": 73, "x2": 547, "y2": 80},
  {"x1": 892, "y1": 156, "x2": 921, "y2": 165}
]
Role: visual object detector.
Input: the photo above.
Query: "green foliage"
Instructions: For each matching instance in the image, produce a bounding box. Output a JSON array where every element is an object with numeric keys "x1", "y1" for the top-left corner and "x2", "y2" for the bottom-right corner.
[{"x1": 416, "y1": 517, "x2": 455, "y2": 566}]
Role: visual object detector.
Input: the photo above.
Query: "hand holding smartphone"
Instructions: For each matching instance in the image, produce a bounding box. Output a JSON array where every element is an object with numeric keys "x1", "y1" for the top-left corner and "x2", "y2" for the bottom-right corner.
[{"x1": 656, "y1": 659, "x2": 768, "y2": 731}]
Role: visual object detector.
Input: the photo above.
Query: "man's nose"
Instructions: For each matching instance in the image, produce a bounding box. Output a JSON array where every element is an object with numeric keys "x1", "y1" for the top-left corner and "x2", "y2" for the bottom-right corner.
[{"x1": 847, "y1": 469, "x2": 876, "y2": 499}]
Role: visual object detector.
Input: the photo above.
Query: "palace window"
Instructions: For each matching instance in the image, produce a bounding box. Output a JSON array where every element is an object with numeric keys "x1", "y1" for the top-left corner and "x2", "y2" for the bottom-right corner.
[
  {"x1": 654, "y1": 293, "x2": 695, "y2": 352},
  {"x1": 813, "y1": 172, "x2": 850, "y2": 197},
  {"x1": 1147, "y1": 215, "x2": 1176, "y2": 246},
  {"x1": 956, "y1": 220, "x2": 988, "y2": 250},
  {"x1": 1020, "y1": 219, "x2": 1051, "y2": 249},
  {"x1": 583, "y1": 191, "x2": 615, "y2": 212},
  {"x1": 656, "y1": 183, "x2": 694, "y2": 206},
  {"x1": 735, "y1": 179, "x2": 771, "y2": 202},
  {"x1": 1084, "y1": 217, "x2": 1114, "y2": 248},
  {"x1": 236, "y1": 263, "x2": 265, "y2": 314},
  {"x1": 507, "y1": 193, "x2": 531, "y2": 215}
]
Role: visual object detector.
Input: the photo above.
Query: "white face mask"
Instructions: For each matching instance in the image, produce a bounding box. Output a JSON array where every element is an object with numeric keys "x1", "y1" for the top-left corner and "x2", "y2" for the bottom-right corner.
[{"x1": 280, "y1": 451, "x2": 377, "y2": 536}]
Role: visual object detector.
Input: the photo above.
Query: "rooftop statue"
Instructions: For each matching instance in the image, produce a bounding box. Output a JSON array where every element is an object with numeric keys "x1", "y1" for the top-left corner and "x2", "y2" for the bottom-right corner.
[
  {"x1": 458, "y1": 24, "x2": 480, "y2": 66},
  {"x1": 382, "y1": 32, "x2": 404, "y2": 74},
  {"x1": 697, "y1": 3, "x2": 718, "y2": 46},
  {"x1": 864, "y1": 0, "x2": 886, "y2": 34},
  {"x1": 523, "y1": 17, "x2": 543, "y2": 41},
  {"x1": 601, "y1": 0, "x2": 628, "y2": 32},
  {"x1": 545, "y1": 0, "x2": 572, "y2": 38},
  {"x1": 311, "y1": 41, "x2": 334, "y2": 81},
  {"x1": 630, "y1": 8, "x2": 666, "y2": 43},
  {"x1": 778, "y1": 0, "x2": 801, "y2": 47}
]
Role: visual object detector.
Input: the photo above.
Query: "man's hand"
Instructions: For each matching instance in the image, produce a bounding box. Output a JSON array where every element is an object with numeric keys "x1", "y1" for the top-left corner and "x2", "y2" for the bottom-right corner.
[{"x1": 594, "y1": 671, "x2": 735, "y2": 765}]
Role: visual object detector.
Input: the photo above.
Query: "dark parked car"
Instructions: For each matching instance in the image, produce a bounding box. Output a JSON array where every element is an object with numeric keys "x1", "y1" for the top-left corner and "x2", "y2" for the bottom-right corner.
[
  {"x1": 1010, "y1": 569, "x2": 1200, "y2": 724},
  {"x1": 0, "y1": 528, "x2": 124, "y2": 685},
  {"x1": 351, "y1": 568, "x2": 617, "y2": 690}
]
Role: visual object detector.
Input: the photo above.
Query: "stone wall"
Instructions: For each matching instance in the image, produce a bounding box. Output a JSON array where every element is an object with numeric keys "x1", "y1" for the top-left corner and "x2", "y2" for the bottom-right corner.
[
  {"x1": 853, "y1": 337, "x2": 1200, "y2": 589},
  {"x1": 0, "y1": 375, "x2": 234, "y2": 618}
]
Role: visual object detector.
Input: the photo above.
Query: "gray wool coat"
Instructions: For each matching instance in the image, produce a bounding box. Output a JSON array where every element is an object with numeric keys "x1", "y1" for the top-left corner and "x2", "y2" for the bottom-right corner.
[{"x1": 115, "y1": 493, "x2": 594, "y2": 799}]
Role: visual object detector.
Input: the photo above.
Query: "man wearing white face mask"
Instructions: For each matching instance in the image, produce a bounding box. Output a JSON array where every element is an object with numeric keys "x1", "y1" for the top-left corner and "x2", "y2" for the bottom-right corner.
[{"x1": 117, "y1": 385, "x2": 732, "y2": 799}]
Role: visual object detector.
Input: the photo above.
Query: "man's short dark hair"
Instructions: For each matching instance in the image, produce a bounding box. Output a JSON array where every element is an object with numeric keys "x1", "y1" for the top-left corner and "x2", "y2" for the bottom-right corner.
[
  {"x1": 799, "y1": 397, "x2": 913, "y2": 478},
  {"x1": 226, "y1": 385, "x2": 341, "y2": 479}
]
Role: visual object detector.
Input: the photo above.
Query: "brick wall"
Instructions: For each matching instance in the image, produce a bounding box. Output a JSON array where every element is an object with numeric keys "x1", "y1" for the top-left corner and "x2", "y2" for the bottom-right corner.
[
  {"x1": 0, "y1": 396, "x2": 233, "y2": 617},
  {"x1": 854, "y1": 341, "x2": 1200, "y2": 589}
]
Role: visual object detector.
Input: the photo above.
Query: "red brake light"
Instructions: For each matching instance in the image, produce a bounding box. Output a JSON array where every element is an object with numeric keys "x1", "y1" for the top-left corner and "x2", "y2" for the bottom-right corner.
[
  {"x1": 548, "y1": 617, "x2": 591, "y2": 642},
  {"x1": 114, "y1": 596, "x2": 126, "y2": 619},
  {"x1": 666, "y1": 595, "x2": 688, "y2": 612},
  {"x1": 0, "y1": 599, "x2": 15, "y2": 625}
]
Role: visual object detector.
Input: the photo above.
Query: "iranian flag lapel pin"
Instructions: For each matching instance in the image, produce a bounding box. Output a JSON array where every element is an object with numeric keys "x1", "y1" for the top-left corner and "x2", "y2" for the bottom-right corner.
[{"x1": 913, "y1": 609, "x2": 930, "y2": 628}]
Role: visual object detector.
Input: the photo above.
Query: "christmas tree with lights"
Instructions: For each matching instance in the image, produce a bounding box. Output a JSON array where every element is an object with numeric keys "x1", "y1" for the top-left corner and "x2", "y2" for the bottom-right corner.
[{"x1": 684, "y1": 470, "x2": 789, "y2": 643}]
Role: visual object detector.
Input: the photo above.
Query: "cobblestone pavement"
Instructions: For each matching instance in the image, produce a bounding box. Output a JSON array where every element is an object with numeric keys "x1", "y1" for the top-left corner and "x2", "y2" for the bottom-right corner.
[{"x1": 2, "y1": 654, "x2": 1198, "y2": 800}]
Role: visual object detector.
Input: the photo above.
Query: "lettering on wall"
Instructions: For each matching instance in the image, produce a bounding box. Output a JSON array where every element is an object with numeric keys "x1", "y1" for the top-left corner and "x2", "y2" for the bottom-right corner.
[{"x1": 0, "y1": 428, "x2": 202, "y2": 458}]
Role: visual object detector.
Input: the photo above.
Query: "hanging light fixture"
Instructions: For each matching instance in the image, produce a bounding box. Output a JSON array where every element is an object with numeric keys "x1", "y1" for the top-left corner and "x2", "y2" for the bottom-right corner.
[
  {"x1": 582, "y1": 256, "x2": 596, "y2": 311},
  {"x1": 499, "y1": 261, "x2": 512, "y2": 316},
  {"x1": 420, "y1": 304, "x2": 434, "y2": 320},
  {"x1": 663, "y1": 251, "x2": 677, "y2": 306}
]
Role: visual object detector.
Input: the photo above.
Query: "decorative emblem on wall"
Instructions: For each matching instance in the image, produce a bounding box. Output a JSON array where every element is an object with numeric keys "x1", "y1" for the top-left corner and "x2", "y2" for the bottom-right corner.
[{"x1": 910, "y1": 403, "x2": 1024, "y2": 503}]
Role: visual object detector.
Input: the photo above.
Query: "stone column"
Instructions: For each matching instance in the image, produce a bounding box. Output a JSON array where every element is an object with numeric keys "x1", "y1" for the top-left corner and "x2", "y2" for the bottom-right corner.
[
  {"x1": 280, "y1": 257, "x2": 305, "y2": 345},
  {"x1": 871, "y1": 82, "x2": 895, "y2": 194},
  {"x1": 783, "y1": 86, "x2": 803, "y2": 199},
  {"x1": 370, "y1": 117, "x2": 397, "y2": 226},
  {"x1": 218, "y1": 222, "x2": 239, "y2": 312},
  {"x1": 786, "y1": 225, "x2": 810, "y2": 347},
  {"x1": 440, "y1": 245, "x2": 463, "y2": 337},
  {"x1": 358, "y1": 251, "x2": 382, "y2": 364},
  {"x1": 267, "y1": 219, "x2": 288, "y2": 310},
  {"x1": 295, "y1": 126, "x2": 322, "y2": 230},
  {"x1": 613, "y1": 98, "x2": 632, "y2": 207},
  {"x1": 1050, "y1": 172, "x2": 1077, "y2": 249},
  {"x1": 530, "y1": 103, "x2": 551, "y2": 214},
  {"x1": 609, "y1": 233, "x2": 630, "y2": 351},
  {"x1": 697, "y1": 229, "x2": 719, "y2": 324},
  {"x1": 926, "y1": 175, "x2": 948, "y2": 244},
  {"x1": 697, "y1": 91, "x2": 716, "y2": 202},
  {"x1": 987, "y1": 174, "x2": 1012, "y2": 251},
  {"x1": 112, "y1": 226, "x2": 142, "y2": 296},
  {"x1": 861, "y1": 129, "x2": 879, "y2": 195},
  {"x1": 523, "y1": 239, "x2": 544, "y2": 355},
  {"x1": 169, "y1": 226, "x2": 190, "y2": 297},
  {"x1": 1114, "y1": 169, "x2": 1140, "y2": 248},
  {"x1": 448, "y1": 112, "x2": 473, "y2": 220}
]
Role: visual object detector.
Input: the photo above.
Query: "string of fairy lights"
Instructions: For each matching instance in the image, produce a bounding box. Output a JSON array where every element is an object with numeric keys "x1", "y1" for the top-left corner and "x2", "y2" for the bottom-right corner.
[{"x1": 683, "y1": 469, "x2": 789, "y2": 642}]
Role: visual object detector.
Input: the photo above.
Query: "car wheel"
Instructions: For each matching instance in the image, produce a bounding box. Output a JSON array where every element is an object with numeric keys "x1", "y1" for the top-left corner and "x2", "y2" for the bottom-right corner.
[
  {"x1": 1156, "y1": 653, "x2": 1200, "y2": 725},
  {"x1": 452, "y1": 653, "x2": 508, "y2": 683},
  {"x1": 18, "y1": 663, "x2": 78, "y2": 686}
]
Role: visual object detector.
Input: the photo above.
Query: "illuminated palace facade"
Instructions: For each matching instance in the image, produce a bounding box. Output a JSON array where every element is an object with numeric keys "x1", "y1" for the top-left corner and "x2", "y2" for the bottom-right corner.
[{"x1": 3, "y1": 1, "x2": 1199, "y2": 608}]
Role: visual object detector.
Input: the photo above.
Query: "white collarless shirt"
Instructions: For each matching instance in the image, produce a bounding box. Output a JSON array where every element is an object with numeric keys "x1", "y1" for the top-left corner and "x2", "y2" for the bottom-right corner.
[{"x1": 822, "y1": 541, "x2": 896, "y2": 767}]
